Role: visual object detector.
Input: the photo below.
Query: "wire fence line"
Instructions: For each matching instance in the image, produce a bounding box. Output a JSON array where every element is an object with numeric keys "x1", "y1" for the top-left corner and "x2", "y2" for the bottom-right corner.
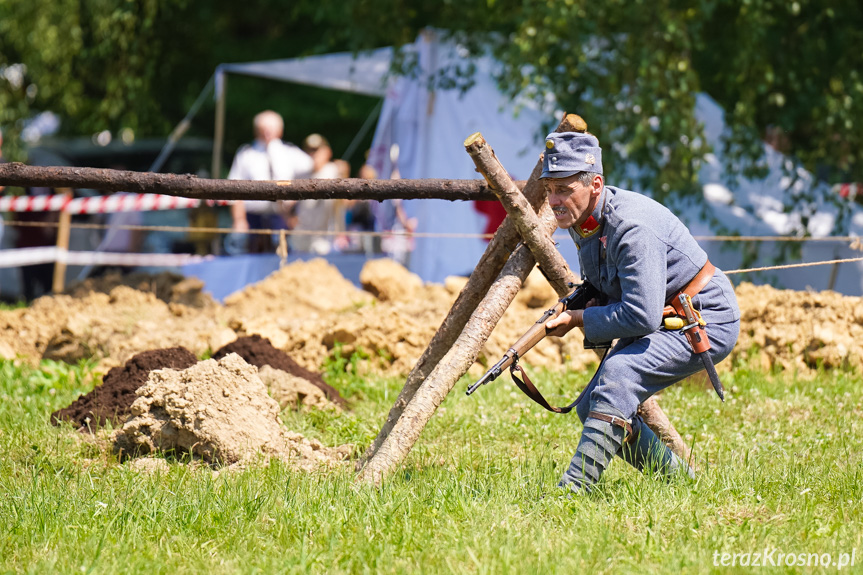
[{"x1": 3, "y1": 220, "x2": 863, "y2": 275}]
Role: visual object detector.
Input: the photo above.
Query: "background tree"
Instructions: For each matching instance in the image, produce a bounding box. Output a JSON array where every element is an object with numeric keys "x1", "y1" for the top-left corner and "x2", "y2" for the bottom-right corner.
[
  {"x1": 0, "y1": 0, "x2": 379, "y2": 172},
  {"x1": 296, "y1": 0, "x2": 863, "y2": 228},
  {"x1": 2, "y1": 0, "x2": 861, "y2": 215}
]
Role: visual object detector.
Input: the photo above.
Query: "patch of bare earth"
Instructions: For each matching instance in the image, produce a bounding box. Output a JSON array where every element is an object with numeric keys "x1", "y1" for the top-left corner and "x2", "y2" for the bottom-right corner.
[
  {"x1": 51, "y1": 347, "x2": 199, "y2": 429},
  {"x1": 0, "y1": 286, "x2": 234, "y2": 370},
  {"x1": 5, "y1": 258, "x2": 862, "y2": 386},
  {"x1": 212, "y1": 334, "x2": 344, "y2": 407},
  {"x1": 734, "y1": 282, "x2": 863, "y2": 372},
  {"x1": 113, "y1": 353, "x2": 351, "y2": 470}
]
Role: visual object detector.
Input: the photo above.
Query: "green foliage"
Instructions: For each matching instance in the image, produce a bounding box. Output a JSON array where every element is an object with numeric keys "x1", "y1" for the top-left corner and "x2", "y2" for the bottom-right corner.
[
  {"x1": 0, "y1": 0, "x2": 191, "y2": 155},
  {"x1": 0, "y1": 0, "x2": 380, "y2": 170},
  {"x1": 2, "y1": 1, "x2": 860, "y2": 221},
  {"x1": 294, "y1": 0, "x2": 863, "y2": 226}
]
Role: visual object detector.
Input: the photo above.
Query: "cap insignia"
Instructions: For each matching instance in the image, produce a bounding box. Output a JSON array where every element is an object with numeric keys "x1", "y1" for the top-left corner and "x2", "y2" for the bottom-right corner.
[{"x1": 585, "y1": 153, "x2": 596, "y2": 165}]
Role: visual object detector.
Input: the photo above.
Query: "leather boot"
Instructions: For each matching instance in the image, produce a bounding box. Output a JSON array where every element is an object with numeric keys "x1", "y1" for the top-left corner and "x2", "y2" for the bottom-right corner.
[
  {"x1": 618, "y1": 416, "x2": 695, "y2": 480},
  {"x1": 558, "y1": 407, "x2": 626, "y2": 494}
]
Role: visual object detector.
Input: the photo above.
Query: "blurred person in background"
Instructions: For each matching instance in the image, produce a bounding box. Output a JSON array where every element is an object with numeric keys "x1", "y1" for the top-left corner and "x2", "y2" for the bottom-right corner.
[
  {"x1": 291, "y1": 133, "x2": 339, "y2": 254},
  {"x1": 371, "y1": 162, "x2": 416, "y2": 266},
  {"x1": 14, "y1": 188, "x2": 59, "y2": 301},
  {"x1": 226, "y1": 110, "x2": 313, "y2": 254},
  {"x1": 0, "y1": 128, "x2": 6, "y2": 246}
]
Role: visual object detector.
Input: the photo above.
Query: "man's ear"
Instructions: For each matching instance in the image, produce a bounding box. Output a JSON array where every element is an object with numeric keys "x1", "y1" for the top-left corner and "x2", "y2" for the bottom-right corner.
[{"x1": 591, "y1": 174, "x2": 604, "y2": 196}]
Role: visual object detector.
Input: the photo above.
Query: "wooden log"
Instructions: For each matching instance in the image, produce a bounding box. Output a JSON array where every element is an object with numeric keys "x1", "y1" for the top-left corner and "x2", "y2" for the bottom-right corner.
[
  {"x1": 355, "y1": 114, "x2": 588, "y2": 471},
  {"x1": 637, "y1": 396, "x2": 694, "y2": 465},
  {"x1": 357, "y1": 237, "x2": 549, "y2": 485},
  {"x1": 465, "y1": 131, "x2": 577, "y2": 293},
  {"x1": 464, "y1": 128, "x2": 692, "y2": 463},
  {"x1": 0, "y1": 163, "x2": 512, "y2": 201},
  {"x1": 51, "y1": 189, "x2": 73, "y2": 293}
]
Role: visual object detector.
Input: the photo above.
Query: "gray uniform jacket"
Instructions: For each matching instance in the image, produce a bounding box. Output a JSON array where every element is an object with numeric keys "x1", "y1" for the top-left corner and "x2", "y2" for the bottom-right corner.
[{"x1": 571, "y1": 186, "x2": 740, "y2": 344}]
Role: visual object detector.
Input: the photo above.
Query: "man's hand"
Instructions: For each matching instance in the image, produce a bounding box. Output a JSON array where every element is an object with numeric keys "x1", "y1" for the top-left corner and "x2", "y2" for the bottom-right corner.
[
  {"x1": 544, "y1": 297, "x2": 598, "y2": 337},
  {"x1": 545, "y1": 309, "x2": 584, "y2": 337},
  {"x1": 233, "y1": 218, "x2": 250, "y2": 233}
]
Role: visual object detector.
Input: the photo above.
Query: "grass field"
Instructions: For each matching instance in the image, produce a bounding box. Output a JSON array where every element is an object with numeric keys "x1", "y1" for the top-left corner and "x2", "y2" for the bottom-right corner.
[{"x1": 1, "y1": 353, "x2": 861, "y2": 574}]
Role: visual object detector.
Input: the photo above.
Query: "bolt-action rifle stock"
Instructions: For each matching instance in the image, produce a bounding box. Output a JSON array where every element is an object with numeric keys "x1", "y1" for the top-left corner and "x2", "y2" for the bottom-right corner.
[{"x1": 466, "y1": 281, "x2": 602, "y2": 396}]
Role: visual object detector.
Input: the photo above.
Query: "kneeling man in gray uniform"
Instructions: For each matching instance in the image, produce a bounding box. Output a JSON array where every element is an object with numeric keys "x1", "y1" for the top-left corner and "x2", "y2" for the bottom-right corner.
[{"x1": 542, "y1": 124, "x2": 740, "y2": 493}]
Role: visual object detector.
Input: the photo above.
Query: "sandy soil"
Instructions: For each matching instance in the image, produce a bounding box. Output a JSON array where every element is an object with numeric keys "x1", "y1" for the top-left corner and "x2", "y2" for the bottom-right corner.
[
  {"x1": 113, "y1": 354, "x2": 351, "y2": 469},
  {"x1": 4, "y1": 257, "x2": 861, "y2": 378}
]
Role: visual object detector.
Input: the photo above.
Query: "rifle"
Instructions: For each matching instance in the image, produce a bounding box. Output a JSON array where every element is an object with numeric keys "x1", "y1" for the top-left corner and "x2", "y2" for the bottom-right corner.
[{"x1": 466, "y1": 281, "x2": 608, "y2": 407}]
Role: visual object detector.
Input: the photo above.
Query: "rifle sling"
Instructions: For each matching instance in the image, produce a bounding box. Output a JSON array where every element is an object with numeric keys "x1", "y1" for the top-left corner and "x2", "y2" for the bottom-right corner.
[{"x1": 509, "y1": 348, "x2": 609, "y2": 414}]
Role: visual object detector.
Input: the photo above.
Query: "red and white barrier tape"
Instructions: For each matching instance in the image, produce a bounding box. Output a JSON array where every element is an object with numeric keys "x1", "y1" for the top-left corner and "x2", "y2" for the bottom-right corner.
[
  {"x1": 0, "y1": 193, "x2": 231, "y2": 214},
  {"x1": 0, "y1": 247, "x2": 211, "y2": 268}
]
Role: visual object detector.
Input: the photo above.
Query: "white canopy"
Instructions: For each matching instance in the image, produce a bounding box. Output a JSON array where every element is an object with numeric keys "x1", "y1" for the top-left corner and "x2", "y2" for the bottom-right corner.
[
  {"x1": 216, "y1": 46, "x2": 394, "y2": 98},
  {"x1": 216, "y1": 30, "x2": 552, "y2": 283}
]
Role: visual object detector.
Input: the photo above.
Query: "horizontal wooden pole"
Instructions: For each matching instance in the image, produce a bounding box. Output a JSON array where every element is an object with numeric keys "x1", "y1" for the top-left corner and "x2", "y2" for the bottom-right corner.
[{"x1": 0, "y1": 163, "x2": 526, "y2": 202}]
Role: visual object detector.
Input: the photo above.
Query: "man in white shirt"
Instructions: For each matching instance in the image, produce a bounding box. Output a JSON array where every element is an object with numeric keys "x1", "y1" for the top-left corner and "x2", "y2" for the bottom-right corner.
[{"x1": 227, "y1": 110, "x2": 313, "y2": 253}]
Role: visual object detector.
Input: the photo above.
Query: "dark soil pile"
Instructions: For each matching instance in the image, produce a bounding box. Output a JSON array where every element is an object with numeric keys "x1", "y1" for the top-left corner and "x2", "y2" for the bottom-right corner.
[
  {"x1": 51, "y1": 347, "x2": 198, "y2": 428},
  {"x1": 213, "y1": 335, "x2": 346, "y2": 407}
]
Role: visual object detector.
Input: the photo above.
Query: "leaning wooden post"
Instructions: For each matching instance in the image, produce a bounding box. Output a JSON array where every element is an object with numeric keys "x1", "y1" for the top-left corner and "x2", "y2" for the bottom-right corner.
[
  {"x1": 465, "y1": 132, "x2": 576, "y2": 293},
  {"x1": 357, "y1": 222, "x2": 556, "y2": 485},
  {"x1": 464, "y1": 130, "x2": 692, "y2": 463},
  {"x1": 356, "y1": 114, "x2": 588, "y2": 470}
]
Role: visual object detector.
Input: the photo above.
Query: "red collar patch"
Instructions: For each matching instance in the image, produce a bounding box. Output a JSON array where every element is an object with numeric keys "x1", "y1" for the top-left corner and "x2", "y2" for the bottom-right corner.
[{"x1": 576, "y1": 215, "x2": 600, "y2": 238}]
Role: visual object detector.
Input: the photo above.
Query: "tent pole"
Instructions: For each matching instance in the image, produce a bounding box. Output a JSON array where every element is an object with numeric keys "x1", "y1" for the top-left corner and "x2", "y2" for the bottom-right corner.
[
  {"x1": 150, "y1": 74, "x2": 215, "y2": 174},
  {"x1": 212, "y1": 74, "x2": 227, "y2": 179},
  {"x1": 341, "y1": 99, "x2": 383, "y2": 163}
]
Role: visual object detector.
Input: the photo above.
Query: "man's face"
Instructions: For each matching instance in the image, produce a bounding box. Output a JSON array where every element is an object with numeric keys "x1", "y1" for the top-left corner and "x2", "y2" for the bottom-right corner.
[
  {"x1": 544, "y1": 174, "x2": 603, "y2": 229},
  {"x1": 259, "y1": 125, "x2": 281, "y2": 144}
]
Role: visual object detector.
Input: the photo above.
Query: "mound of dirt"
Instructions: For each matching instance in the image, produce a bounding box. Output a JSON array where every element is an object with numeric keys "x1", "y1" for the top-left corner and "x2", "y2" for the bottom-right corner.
[
  {"x1": 221, "y1": 258, "x2": 374, "y2": 325},
  {"x1": 359, "y1": 258, "x2": 424, "y2": 301},
  {"x1": 51, "y1": 347, "x2": 199, "y2": 428},
  {"x1": 43, "y1": 286, "x2": 232, "y2": 369},
  {"x1": 66, "y1": 271, "x2": 216, "y2": 308},
  {"x1": 279, "y1": 286, "x2": 456, "y2": 375},
  {"x1": 0, "y1": 285, "x2": 234, "y2": 369},
  {"x1": 258, "y1": 365, "x2": 331, "y2": 410},
  {"x1": 7, "y1": 256, "x2": 863, "y2": 384},
  {"x1": 734, "y1": 282, "x2": 863, "y2": 371},
  {"x1": 113, "y1": 353, "x2": 352, "y2": 468},
  {"x1": 212, "y1": 335, "x2": 345, "y2": 407}
]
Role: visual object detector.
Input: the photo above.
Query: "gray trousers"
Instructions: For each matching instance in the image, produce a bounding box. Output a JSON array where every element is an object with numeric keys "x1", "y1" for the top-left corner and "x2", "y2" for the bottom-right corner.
[{"x1": 575, "y1": 319, "x2": 741, "y2": 423}]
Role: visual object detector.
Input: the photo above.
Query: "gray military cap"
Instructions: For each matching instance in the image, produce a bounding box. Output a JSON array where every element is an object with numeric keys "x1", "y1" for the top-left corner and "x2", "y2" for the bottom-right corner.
[{"x1": 541, "y1": 132, "x2": 603, "y2": 178}]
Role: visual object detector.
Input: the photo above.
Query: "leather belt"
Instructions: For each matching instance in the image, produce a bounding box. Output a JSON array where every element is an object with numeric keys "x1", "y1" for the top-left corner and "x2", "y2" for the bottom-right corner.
[{"x1": 663, "y1": 260, "x2": 715, "y2": 317}]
